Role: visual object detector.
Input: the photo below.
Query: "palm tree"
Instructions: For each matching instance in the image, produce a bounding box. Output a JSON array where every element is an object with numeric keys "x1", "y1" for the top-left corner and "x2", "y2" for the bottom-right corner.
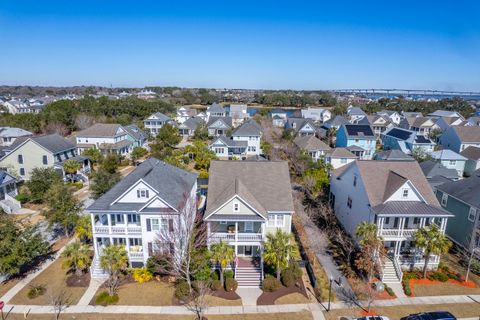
[
  {"x1": 355, "y1": 222, "x2": 385, "y2": 281},
  {"x1": 61, "y1": 240, "x2": 92, "y2": 276},
  {"x1": 100, "y1": 245, "x2": 129, "y2": 296},
  {"x1": 263, "y1": 229, "x2": 299, "y2": 280},
  {"x1": 63, "y1": 159, "x2": 81, "y2": 182},
  {"x1": 355, "y1": 221, "x2": 379, "y2": 245},
  {"x1": 75, "y1": 215, "x2": 92, "y2": 243},
  {"x1": 413, "y1": 224, "x2": 452, "y2": 278},
  {"x1": 210, "y1": 240, "x2": 235, "y2": 286}
]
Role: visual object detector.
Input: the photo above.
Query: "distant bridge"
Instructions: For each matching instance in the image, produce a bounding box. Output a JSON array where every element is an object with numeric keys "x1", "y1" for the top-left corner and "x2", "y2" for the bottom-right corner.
[{"x1": 330, "y1": 88, "x2": 480, "y2": 97}]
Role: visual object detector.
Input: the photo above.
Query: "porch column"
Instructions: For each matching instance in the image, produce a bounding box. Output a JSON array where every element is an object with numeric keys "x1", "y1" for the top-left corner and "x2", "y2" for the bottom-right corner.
[
  {"x1": 440, "y1": 218, "x2": 447, "y2": 234},
  {"x1": 93, "y1": 237, "x2": 99, "y2": 257},
  {"x1": 207, "y1": 222, "x2": 211, "y2": 237},
  {"x1": 400, "y1": 217, "x2": 405, "y2": 237},
  {"x1": 235, "y1": 222, "x2": 238, "y2": 242},
  {"x1": 420, "y1": 217, "x2": 425, "y2": 228},
  {"x1": 90, "y1": 213, "x2": 96, "y2": 234},
  {"x1": 107, "y1": 214, "x2": 112, "y2": 230},
  {"x1": 124, "y1": 214, "x2": 129, "y2": 234},
  {"x1": 126, "y1": 237, "x2": 131, "y2": 254},
  {"x1": 394, "y1": 241, "x2": 400, "y2": 257},
  {"x1": 378, "y1": 217, "x2": 384, "y2": 236}
]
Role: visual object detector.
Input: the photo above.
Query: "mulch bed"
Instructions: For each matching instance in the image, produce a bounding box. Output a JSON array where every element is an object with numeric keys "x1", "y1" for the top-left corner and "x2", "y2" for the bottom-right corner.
[
  {"x1": 212, "y1": 288, "x2": 241, "y2": 300},
  {"x1": 66, "y1": 272, "x2": 91, "y2": 287},
  {"x1": 408, "y1": 278, "x2": 477, "y2": 296},
  {"x1": 257, "y1": 279, "x2": 308, "y2": 305}
]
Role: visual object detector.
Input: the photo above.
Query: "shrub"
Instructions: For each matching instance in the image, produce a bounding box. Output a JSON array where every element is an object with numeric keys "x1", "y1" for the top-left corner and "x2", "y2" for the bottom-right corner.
[
  {"x1": 146, "y1": 254, "x2": 171, "y2": 276},
  {"x1": 95, "y1": 291, "x2": 119, "y2": 305},
  {"x1": 402, "y1": 279, "x2": 412, "y2": 296},
  {"x1": 281, "y1": 269, "x2": 297, "y2": 287},
  {"x1": 438, "y1": 261, "x2": 448, "y2": 272},
  {"x1": 132, "y1": 268, "x2": 153, "y2": 283},
  {"x1": 224, "y1": 269, "x2": 234, "y2": 279},
  {"x1": 210, "y1": 270, "x2": 219, "y2": 280},
  {"x1": 262, "y1": 275, "x2": 281, "y2": 292},
  {"x1": 210, "y1": 279, "x2": 222, "y2": 291},
  {"x1": 175, "y1": 281, "x2": 190, "y2": 300},
  {"x1": 428, "y1": 272, "x2": 449, "y2": 282},
  {"x1": 470, "y1": 258, "x2": 480, "y2": 275},
  {"x1": 15, "y1": 193, "x2": 30, "y2": 204},
  {"x1": 225, "y1": 278, "x2": 238, "y2": 292},
  {"x1": 403, "y1": 272, "x2": 420, "y2": 280},
  {"x1": 384, "y1": 285, "x2": 395, "y2": 297},
  {"x1": 27, "y1": 284, "x2": 46, "y2": 299},
  {"x1": 447, "y1": 273, "x2": 459, "y2": 281}
]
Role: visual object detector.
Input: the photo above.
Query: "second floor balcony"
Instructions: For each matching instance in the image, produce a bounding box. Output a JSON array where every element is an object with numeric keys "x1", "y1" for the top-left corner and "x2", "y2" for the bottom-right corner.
[
  {"x1": 92, "y1": 213, "x2": 142, "y2": 235},
  {"x1": 207, "y1": 220, "x2": 265, "y2": 244}
]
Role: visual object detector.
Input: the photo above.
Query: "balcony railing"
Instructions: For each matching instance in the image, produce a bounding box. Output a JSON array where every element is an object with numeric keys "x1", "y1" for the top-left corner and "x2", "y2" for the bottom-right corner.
[
  {"x1": 94, "y1": 225, "x2": 142, "y2": 235},
  {"x1": 379, "y1": 229, "x2": 417, "y2": 238},
  {"x1": 129, "y1": 252, "x2": 144, "y2": 260},
  {"x1": 210, "y1": 232, "x2": 263, "y2": 242}
]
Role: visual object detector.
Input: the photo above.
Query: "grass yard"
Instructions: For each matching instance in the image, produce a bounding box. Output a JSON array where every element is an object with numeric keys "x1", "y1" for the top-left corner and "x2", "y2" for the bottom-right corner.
[
  {"x1": 412, "y1": 281, "x2": 480, "y2": 296},
  {"x1": 6, "y1": 312, "x2": 314, "y2": 320},
  {"x1": 324, "y1": 303, "x2": 480, "y2": 320},
  {"x1": 9, "y1": 257, "x2": 88, "y2": 305},
  {"x1": 442, "y1": 251, "x2": 480, "y2": 285},
  {"x1": 92, "y1": 280, "x2": 242, "y2": 306},
  {"x1": 275, "y1": 292, "x2": 311, "y2": 305}
]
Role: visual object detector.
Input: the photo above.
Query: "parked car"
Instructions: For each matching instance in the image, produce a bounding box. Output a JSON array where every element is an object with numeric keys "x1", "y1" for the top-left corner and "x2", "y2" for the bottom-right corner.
[
  {"x1": 354, "y1": 317, "x2": 390, "y2": 320},
  {"x1": 401, "y1": 311, "x2": 456, "y2": 320}
]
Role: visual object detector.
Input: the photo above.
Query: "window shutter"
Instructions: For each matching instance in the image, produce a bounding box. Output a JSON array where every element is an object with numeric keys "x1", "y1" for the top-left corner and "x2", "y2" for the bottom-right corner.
[
  {"x1": 137, "y1": 190, "x2": 140, "y2": 198},
  {"x1": 148, "y1": 242, "x2": 153, "y2": 256},
  {"x1": 146, "y1": 219, "x2": 151, "y2": 232},
  {"x1": 169, "y1": 219, "x2": 174, "y2": 232},
  {"x1": 146, "y1": 190, "x2": 149, "y2": 198}
]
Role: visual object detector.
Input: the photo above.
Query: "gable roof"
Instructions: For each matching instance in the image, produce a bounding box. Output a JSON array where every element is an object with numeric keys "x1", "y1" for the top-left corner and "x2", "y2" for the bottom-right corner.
[
  {"x1": 7, "y1": 134, "x2": 75, "y2": 155},
  {"x1": 377, "y1": 109, "x2": 398, "y2": 116},
  {"x1": 210, "y1": 136, "x2": 248, "y2": 148},
  {"x1": 232, "y1": 120, "x2": 262, "y2": 136},
  {"x1": 347, "y1": 106, "x2": 367, "y2": 116},
  {"x1": 452, "y1": 126, "x2": 480, "y2": 143},
  {"x1": 124, "y1": 124, "x2": 146, "y2": 141},
  {"x1": 412, "y1": 117, "x2": 435, "y2": 128},
  {"x1": 180, "y1": 117, "x2": 205, "y2": 130},
  {"x1": 402, "y1": 112, "x2": 423, "y2": 118},
  {"x1": 207, "y1": 116, "x2": 232, "y2": 128},
  {"x1": 366, "y1": 115, "x2": 391, "y2": 126},
  {"x1": 374, "y1": 149, "x2": 413, "y2": 161},
  {"x1": 207, "y1": 103, "x2": 225, "y2": 113},
  {"x1": 324, "y1": 115, "x2": 348, "y2": 128},
  {"x1": 420, "y1": 160, "x2": 459, "y2": 180},
  {"x1": 148, "y1": 112, "x2": 171, "y2": 122},
  {"x1": 428, "y1": 110, "x2": 463, "y2": 118},
  {"x1": 335, "y1": 160, "x2": 441, "y2": 208},
  {"x1": 294, "y1": 135, "x2": 331, "y2": 152},
  {"x1": 342, "y1": 124, "x2": 375, "y2": 138},
  {"x1": 205, "y1": 161, "x2": 294, "y2": 217},
  {"x1": 88, "y1": 157, "x2": 198, "y2": 212},
  {"x1": 327, "y1": 147, "x2": 356, "y2": 158},
  {"x1": 460, "y1": 146, "x2": 480, "y2": 160},
  {"x1": 430, "y1": 149, "x2": 467, "y2": 161},
  {"x1": 76, "y1": 123, "x2": 123, "y2": 138},
  {"x1": 383, "y1": 127, "x2": 434, "y2": 145},
  {"x1": 0, "y1": 127, "x2": 33, "y2": 138},
  {"x1": 0, "y1": 170, "x2": 17, "y2": 186},
  {"x1": 436, "y1": 171, "x2": 480, "y2": 208}
]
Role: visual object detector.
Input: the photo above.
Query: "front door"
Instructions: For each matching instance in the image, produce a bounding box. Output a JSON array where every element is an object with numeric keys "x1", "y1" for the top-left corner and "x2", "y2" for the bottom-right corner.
[{"x1": 245, "y1": 246, "x2": 252, "y2": 256}]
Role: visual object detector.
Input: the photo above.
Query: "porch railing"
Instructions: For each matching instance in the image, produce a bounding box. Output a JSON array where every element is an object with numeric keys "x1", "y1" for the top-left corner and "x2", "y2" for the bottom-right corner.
[
  {"x1": 94, "y1": 225, "x2": 142, "y2": 235},
  {"x1": 209, "y1": 232, "x2": 263, "y2": 242},
  {"x1": 393, "y1": 257, "x2": 403, "y2": 281},
  {"x1": 379, "y1": 229, "x2": 417, "y2": 238},
  {"x1": 129, "y1": 252, "x2": 144, "y2": 260}
]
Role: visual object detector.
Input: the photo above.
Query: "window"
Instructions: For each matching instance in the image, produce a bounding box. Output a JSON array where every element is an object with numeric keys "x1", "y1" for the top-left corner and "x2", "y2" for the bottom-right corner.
[
  {"x1": 347, "y1": 197, "x2": 352, "y2": 209},
  {"x1": 385, "y1": 217, "x2": 390, "y2": 224},
  {"x1": 19, "y1": 168, "x2": 25, "y2": 176},
  {"x1": 468, "y1": 207, "x2": 477, "y2": 222},
  {"x1": 220, "y1": 221, "x2": 227, "y2": 225},
  {"x1": 214, "y1": 147, "x2": 224, "y2": 154},
  {"x1": 151, "y1": 218, "x2": 160, "y2": 231},
  {"x1": 267, "y1": 214, "x2": 285, "y2": 227},
  {"x1": 244, "y1": 221, "x2": 253, "y2": 232},
  {"x1": 402, "y1": 188, "x2": 409, "y2": 198},
  {"x1": 127, "y1": 214, "x2": 139, "y2": 224},
  {"x1": 353, "y1": 175, "x2": 357, "y2": 187},
  {"x1": 17, "y1": 154, "x2": 23, "y2": 164},
  {"x1": 355, "y1": 139, "x2": 359, "y2": 143},
  {"x1": 413, "y1": 217, "x2": 420, "y2": 225},
  {"x1": 42, "y1": 155, "x2": 48, "y2": 165},
  {"x1": 340, "y1": 158, "x2": 347, "y2": 164},
  {"x1": 137, "y1": 189, "x2": 149, "y2": 198},
  {"x1": 233, "y1": 201, "x2": 240, "y2": 212},
  {"x1": 448, "y1": 160, "x2": 456, "y2": 166},
  {"x1": 129, "y1": 238, "x2": 142, "y2": 246},
  {"x1": 441, "y1": 193, "x2": 448, "y2": 206},
  {"x1": 111, "y1": 214, "x2": 124, "y2": 225}
]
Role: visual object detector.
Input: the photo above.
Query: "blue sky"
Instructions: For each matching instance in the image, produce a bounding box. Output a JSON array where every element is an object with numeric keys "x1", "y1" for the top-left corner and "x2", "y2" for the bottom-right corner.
[{"x1": 1, "y1": 1, "x2": 479, "y2": 90}]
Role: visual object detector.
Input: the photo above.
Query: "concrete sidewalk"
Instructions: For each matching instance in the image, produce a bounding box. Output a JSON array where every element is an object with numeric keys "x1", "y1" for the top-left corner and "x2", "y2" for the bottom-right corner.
[{"x1": 77, "y1": 278, "x2": 105, "y2": 306}]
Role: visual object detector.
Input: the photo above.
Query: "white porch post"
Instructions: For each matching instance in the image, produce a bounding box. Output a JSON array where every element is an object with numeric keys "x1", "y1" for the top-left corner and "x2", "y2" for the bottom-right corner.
[
  {"x1": 399, "y1": 217, "x2": 405, "y2": 237},
  {"x1": 90, "y1": 213, "x2": 96, "y2": 234},
  {"x1": 235, "y1": 222, "x2": 238, "y2": 242},
  {"x1": 124, "y1": 214, "x2": 128, "y2": 234},
  {"x1": 93, "y1": 236, "x2": 99, "y2": 257},
  {"x1": 420, "y1": 217, "x2": 425, "y2": 228},
  {"x1": 378, "y1": 217, "x2": 384, "y2": 236},
  {"x1": 107, "y1": 214, "x2": 112, "y2": 233},
  {"x1": 440, "y1": 218, "x2": 447, "y2": 234}
]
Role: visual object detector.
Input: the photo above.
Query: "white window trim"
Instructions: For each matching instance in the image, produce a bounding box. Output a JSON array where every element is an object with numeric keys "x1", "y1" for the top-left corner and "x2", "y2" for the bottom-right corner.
[
  {"x1": 468, "y1": 207, "x2": 477, "y2": 223},
  {"x1": 441, "y1": 193, "x2": 448, "y2": 206},
  {"x1": 402, "y1": 188, "x2": 409, "y2": 198},
  {"x1": 267, "y1": 214, "x2": 285, "y2": 228},
  {"x1": 233, "y1": 201, "x2": 240, "y2": 212},
  {"x1": 244, "y1": 221, "x2": 253, "y2": 232}
]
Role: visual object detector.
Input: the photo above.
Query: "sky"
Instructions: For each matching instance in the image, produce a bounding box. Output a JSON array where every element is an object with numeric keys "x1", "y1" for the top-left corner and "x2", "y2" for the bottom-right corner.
[{"x1": 0, "y1": 1, "x2": 479, "y2": 91}]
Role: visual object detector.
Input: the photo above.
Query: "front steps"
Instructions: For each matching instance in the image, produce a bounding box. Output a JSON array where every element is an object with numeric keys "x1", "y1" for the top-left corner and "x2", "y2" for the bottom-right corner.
[
  {"x1": 382, "y1": 258, "x2": 401, "y2": 283},
  {"x1": 235, "y1": 266, "x2": 262, "y2": 288},
  {"x1": 90, "y1": 257, "x2": 108, "y2": 279}
]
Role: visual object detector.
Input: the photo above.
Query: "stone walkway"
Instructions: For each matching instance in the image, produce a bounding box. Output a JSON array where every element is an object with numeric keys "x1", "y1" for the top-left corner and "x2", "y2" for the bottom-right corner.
[
  {"x1": 237, "y1": 288, "x2": 263, "y2": 306},
  {"x1": 77, "y1": 278, "x2": 105, "y2": 306},
  {"x1": 388, "y1": 282, "x2": 407, "y2": 298},
  {"x1": 0, "y1": 238, "x2": 73, "y2": 303}
]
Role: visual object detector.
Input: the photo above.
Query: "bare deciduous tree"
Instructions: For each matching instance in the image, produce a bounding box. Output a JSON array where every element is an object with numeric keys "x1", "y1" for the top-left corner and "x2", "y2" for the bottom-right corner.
[
  {"x1": 74, "y1": 113, "x2": 95, "y2": 130},
  {"x1": 44, "y1": 121, "x2": 69, "y2": 136},
  {"x1": 185, "y1": 280, "x2": 211, "y2": 320},
  {"x1": 48, "y1": 289, "x2": 71, "y2": 320}
]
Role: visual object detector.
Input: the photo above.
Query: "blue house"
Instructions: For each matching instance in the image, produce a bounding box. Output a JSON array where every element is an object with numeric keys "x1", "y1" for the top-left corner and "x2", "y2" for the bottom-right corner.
[
  {"x1": 335, "y1": 124, "x2": 375, "y2": 160},
  {"x1": 381, "y1": 127, "x2": 435, "y2": 155}
]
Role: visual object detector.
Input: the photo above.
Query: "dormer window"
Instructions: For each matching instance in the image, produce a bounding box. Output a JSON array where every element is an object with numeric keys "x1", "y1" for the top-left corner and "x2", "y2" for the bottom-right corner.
[
  {"x1": 233, "y1": 201, "x2": 240, "y2": 212},
  {"x1": 402, "y1": 188, "x2": 409, "y2": 198},
  {"x1": 137, "y1": 189, "x2": 149, "y2": 198}
]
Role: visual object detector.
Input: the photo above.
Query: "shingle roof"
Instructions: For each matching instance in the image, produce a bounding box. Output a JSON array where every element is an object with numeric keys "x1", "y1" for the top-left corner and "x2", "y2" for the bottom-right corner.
[
  {"x1": 430, "y1": 149, "x2": 467, "y2": 161},
  {"x1": 293, "y1": 135, "x2": 331, "y2": 152},
  {"x1": 335, "y1": 160, "x2": 441, "y2": 208},
  {"x1": 347, "y1": 106, "x2": 367, "y2": 116},
  {"x1": 324, "y1": 115, "x2": 348, "y2": 128},
  {"x1": 8, "y1": 134, "x2": 75, "y2": 154},
  {"x1": 460, "y1": 146, "x2": 480, "y2": 160},
  {"x1": 179, "y1": 117, "x2": 205, "y2": 130},
  {"x1": 76, "y1": 123, "x2": 123, "y2": 138},
  {"x1": 0, "y1": 127, "x2": 33, "y2": 138},
  {"x1": 412, "y1": 117, "x2": 435, "y2": 128},
  {"x1": 207, "y1": 116, "x2": 232, "y2": 128},
  {"x1": 88, "y1": 157, "x2": 198, "y2": 212},
  {"x1": 149, "y1": 112, "x2": 171, "y2": 122},
  {"x1": 207, "y1": 103, "x2": 225, "y2": 113},
  {"x1": 420, "y1": 160, "x2": 459, "y2": 180},
  {"x1": 232, "y1": 120, "x2": 262, "y2": 136},
  {"x1": 453, "y1": 127, "x2": 480, "y2": 142},
  {"x1": 210, "y1": 136, "x2": 248, "y2": 148},
  {"x1": 124, "y1": 124, "x2": 146, "y2": 141},
  {"x1": 428, "y1": 110, "x2": 462, "y2": 118},
  {"x1": 402, "y1": 112, "x2": 423, "y2": 118},
  {"x1": 0, "y1": 170, "x2": 16, "y2": 186},
  {"x1": 436, "y1": 171, "x2": 480, "y2": 208},
  {"x1": 375, "y1": 150, "x2": 413, "y2": 161},
  {"x1": 327, "y1": 147, "x2": 356, "y2": 158},
  {"x1": 205, "y1": 161, "x2": 294, "y2": 217}
]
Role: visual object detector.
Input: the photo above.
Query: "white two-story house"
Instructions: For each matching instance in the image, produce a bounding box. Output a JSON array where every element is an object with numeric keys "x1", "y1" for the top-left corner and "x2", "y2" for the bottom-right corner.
[
  {"x1": 330, "y1": 160, "x2": 452, "y2": 283},
  {"x1": 231, "y1": 120, "x2": 262, "y2": 156},
  {"x1": 204, "y1": 160, "x2": 294, "y2": 287},
  {"x1": 76, "y1": 123, "x2": 138, "y2": 156},
  {"x1": 87, "y1": 158, "x2": 198, "y2": 277},
  {"x1": 143, "y1": 112, "x2": 172, "y2": 137}
]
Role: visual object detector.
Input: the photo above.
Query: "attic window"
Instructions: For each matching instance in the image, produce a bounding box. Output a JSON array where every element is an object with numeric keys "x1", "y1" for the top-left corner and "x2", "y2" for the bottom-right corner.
[
  {"x1": 137, "y1": 189, "x2": 149, "y2": 198},
  {"x1": 441, "y1": 193, "x2": 448, "y2": 207},
  {"x1": 233, "y1": 201, "x2": 240, "y2": 212},
  {"x1": 468, "y1": 207, "x2": 476, "y2": 222},
  {"x1": 402, "y1": 189, "x2": 409, "y2": 198}
]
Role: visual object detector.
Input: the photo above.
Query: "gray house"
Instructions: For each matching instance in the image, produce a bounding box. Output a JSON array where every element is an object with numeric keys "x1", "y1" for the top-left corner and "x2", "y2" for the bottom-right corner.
[
  {"x1": 435, "y1": 172, "x2": 480, "y2": 251},
  {"x1": 207, "y1": 117, "x2": 233, "y2": 137},
  {"x1": 461, "y1": 146, "x2": 480, "y2": 177},
  {"x1": 178, "y1": 117, "x2": 205, "y2": 137}
]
